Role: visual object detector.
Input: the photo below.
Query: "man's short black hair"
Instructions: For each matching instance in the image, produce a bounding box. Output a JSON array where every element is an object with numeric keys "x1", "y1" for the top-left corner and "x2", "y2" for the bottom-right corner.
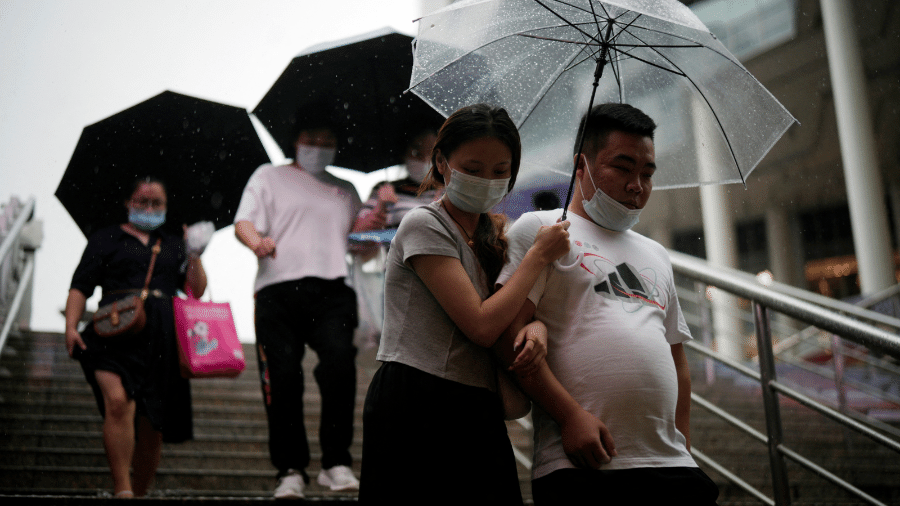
[{"x1": 575, "y1": 103, "x2": 656, "y2": 157}]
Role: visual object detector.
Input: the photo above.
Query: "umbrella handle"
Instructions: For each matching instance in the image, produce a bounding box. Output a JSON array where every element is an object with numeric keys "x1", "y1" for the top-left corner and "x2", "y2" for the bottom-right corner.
[{"x1": 553, "y1": 249, "x2": 584, "y2": 272}]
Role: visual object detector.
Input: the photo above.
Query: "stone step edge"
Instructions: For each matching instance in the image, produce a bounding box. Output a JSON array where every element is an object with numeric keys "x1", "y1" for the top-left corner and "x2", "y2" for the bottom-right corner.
[{"x1": 0, "y1": 429, "x2": 364, "y2": 444}]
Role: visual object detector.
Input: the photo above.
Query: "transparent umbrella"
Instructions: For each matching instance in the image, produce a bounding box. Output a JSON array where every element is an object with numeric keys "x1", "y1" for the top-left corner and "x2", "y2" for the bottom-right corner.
[{"x1": 409, "y1": 0, "x2": 798, "y2": 217}]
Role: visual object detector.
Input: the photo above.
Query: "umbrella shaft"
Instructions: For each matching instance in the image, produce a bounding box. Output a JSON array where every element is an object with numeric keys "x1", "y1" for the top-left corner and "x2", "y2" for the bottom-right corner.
[
  {"x1": 595, "y1": 20, "x2": 614, "y2": 79},
  {"x1": 561, "y1": 56, "x2": 608, "y2": 221},
  {"x1": 561, "y1": 20, "x2": 614, "y2": 220}
]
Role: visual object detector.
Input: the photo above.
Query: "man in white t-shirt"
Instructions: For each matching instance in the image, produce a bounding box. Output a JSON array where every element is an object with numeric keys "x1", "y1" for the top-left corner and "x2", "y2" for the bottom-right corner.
[
  {"x1": 497, "y1": 103, "x2": 719, "y2": 504},
  {"x1": 234, "y1": 121, "x2": 390, "y2": 499}
]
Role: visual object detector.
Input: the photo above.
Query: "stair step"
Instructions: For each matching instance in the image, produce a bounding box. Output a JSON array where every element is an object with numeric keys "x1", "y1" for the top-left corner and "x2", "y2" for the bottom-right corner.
[{"x1": 4, "y1": 330, "x2": 899, "y2": 504}]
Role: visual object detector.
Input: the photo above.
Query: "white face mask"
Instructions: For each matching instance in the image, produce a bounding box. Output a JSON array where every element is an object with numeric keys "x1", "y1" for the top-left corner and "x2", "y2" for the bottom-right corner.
[
  {"x1": 405, "y1": 159, "x2": 430, "y2": 182},
  {"x1": 580, "y1": 155, "x2": 642, "y2": 231},
  {"x1": 445, "y1": 168, "x2": 510, "y2": 214},
  {"x1": 295, "y1": 144, "x2": 336, "y2": 176}
]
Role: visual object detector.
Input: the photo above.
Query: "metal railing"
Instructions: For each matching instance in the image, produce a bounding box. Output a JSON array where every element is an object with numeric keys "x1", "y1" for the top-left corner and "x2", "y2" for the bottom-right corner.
[
  {"x1": 670, "y1": 250, "x2": 900, "y2": 506},
  {"x1": 0, "y1": 196, "x2": 38, "y2": 357}
]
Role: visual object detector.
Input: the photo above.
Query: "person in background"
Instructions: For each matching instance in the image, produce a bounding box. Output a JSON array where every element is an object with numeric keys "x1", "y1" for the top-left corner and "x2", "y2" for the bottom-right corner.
[
  {"x1": 359, "y1": 104, "x2": 571, "y2": 505},
  {"x1": 359, "y1": 128, "x2": 441, "y2": 229},
  {"x1": 497, "y1": 103, "x2": 720, "y2": 505},
  {"x1": 64, "y1": 177, "x2": 207, "y2": 498},
  {"x1": 352, "y1": 128, "x2": 440, "y2": 347},
  {"x1": 234, "y1": 118, "x2": 390, "y2": 499}
]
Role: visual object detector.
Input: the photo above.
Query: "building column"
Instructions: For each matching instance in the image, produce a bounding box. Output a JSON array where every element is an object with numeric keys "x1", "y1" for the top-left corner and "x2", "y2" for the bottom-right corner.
[
  {"x1": 820, "y1": 0, "x2": 895, "y2": 295},
  {"x1": 648, "y1": 192, "x2": 673, "y2": 249},
  {"x1": 700, "y1": 185, "x2": 743, "y2": 360},
  {"x1": 765, "y1": 207, "x2": 797, "y2": 287}
]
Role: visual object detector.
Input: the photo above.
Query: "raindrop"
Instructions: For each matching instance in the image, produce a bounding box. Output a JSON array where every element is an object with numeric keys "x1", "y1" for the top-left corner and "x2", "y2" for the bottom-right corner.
[{"x1": 210, "y1": 192, "x2": 223, "y2": 209}]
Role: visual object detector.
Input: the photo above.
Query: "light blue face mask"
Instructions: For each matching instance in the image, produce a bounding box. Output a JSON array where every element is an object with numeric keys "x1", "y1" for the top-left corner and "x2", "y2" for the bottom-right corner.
[
  {"x1": 580, "y1": 156, "x2": 642, "y2": 232},
  {"x1": 129, "y1": 209, "x2": 166, "y2": 231}
]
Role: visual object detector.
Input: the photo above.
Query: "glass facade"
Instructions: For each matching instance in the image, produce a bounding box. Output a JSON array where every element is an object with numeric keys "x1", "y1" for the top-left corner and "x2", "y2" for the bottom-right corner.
[{"x1": 691, "y1": 0, "x2": 797, "y2": 61}]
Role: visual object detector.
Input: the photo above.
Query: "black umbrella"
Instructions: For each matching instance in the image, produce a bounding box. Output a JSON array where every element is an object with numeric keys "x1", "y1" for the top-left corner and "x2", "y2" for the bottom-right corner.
[
  {"x1": 253, "y1": 27, "x2": 445, "y2": 173},
  {"x1": 56, "y1": 90, "x2": 270, "y2": 237}
]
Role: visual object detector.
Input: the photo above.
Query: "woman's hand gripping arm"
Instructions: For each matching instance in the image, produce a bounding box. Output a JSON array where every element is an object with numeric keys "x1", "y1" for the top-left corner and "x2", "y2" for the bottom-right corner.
[
  {"x1": 496, "y1": 301, "x2": 617, "y2": 469},
  {"x1": 410, "y1": 220, "x2": 570, "y2": 348}
]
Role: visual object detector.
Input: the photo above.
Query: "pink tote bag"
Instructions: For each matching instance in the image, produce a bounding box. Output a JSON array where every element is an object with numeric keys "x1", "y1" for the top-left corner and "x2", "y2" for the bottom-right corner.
[{"x1": 173, "y1": 293, "x2": 245, "y2": 379}]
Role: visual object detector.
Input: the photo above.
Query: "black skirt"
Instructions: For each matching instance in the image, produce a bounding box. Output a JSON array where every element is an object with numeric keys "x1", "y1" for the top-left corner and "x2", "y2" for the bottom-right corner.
[
  {"x1": 359, "y1": 361, "x2": 523, "y2": 505},
  {"x1": 75, "y1": 297, "x2": 193, "y2": 443}
]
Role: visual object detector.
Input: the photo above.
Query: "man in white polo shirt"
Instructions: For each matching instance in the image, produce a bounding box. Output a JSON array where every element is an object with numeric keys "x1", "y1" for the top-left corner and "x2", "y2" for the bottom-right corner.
[
  {"x1": 497, "y1": 103, "x2": 719, "y2": 505},
  {"x1": 235, "y1": 119, "x2": 389, "y2": 499}
]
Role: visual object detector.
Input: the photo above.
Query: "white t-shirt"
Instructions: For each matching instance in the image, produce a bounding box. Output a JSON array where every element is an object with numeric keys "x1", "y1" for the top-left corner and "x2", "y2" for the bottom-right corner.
[
  {"x1": 234, "y1": 163, "x2": 362, "y2": 293},
  {"x1": 497, "y1": 210, "x2": 697, "y2": 479},
  {"x1": 376, "y1": 202, "x2": 496, "y2": 390}
]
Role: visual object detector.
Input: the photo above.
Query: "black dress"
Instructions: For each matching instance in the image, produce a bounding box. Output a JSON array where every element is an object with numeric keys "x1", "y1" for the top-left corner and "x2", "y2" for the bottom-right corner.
[{"x1": 70, "y1": 225, "x2": 193, "y2": 443}]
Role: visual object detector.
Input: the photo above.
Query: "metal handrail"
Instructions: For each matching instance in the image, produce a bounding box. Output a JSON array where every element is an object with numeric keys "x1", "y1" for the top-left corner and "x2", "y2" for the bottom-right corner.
[
  {"x1": 0, "y1": 196, "x2": 37, "y2": 357},
  {"x1": 0, "y1": 255, "x2": 34, "y2": 355},
  {"x1": 853, "y1": 283, "x2": 900, "y2": 314},
  {"x1": 670, "y1": 250, "x2": 900, "y2": 506},
  {"x1": 669, "y1": 251, "x2": 900, "y2": 358},
  {"x1": 0, "y1": 197, "x2": 35, "y2": 267},
  {"x1": 708, "y1": 258, "x2": 900, "y2": 331}
]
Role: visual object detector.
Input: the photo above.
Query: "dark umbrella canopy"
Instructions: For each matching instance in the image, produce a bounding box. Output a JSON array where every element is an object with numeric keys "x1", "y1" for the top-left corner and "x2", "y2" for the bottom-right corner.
[
  {"x1": 56, "y1": 90, "x2": 270, "y2": 237},
  {"x1": 253, "y1": 27, "x2": 445, "y2": 173}
]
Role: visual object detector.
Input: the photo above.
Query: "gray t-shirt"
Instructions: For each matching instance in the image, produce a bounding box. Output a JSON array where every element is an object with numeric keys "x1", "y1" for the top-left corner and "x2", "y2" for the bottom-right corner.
[{"x1": 376, "y1": 201, "x2": 496, "y2": 391}]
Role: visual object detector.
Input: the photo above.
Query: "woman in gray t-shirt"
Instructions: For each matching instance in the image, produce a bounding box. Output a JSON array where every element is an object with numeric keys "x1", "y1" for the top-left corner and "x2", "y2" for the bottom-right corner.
[{"x1": 360, "y1": 104, "x2": 571, "y2": 505}]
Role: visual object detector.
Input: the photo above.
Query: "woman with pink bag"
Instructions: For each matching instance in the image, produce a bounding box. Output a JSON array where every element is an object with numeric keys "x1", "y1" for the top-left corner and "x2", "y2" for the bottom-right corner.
[{"x1": 63, "y1": 177, "x2": 207, "y2": 498}]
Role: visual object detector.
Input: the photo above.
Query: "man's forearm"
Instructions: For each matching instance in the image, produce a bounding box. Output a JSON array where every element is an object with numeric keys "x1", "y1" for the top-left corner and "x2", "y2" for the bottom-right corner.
[{"x1": 234, "y1": 220, "x2": 261, "y2": 250}]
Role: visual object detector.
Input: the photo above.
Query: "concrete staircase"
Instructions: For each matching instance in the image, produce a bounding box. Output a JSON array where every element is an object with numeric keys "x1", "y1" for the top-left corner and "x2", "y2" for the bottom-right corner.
[
  {"x1": 1, "y1": 330, "x2": 898, "y2": 504},
  {"x1": 0, "y1": 330, "x2": 534, "y2": 503}
]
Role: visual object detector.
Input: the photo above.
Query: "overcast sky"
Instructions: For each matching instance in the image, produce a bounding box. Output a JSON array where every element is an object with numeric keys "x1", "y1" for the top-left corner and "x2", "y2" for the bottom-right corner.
[{"x1": 0, "y1": 0, "x2": 425, "y2": 341}]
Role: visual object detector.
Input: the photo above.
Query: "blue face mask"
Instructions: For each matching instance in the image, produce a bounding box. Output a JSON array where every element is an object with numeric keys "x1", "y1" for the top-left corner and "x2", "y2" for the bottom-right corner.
[{"x1": 129, "y1": 209, "x2": 166, "y2": 231}]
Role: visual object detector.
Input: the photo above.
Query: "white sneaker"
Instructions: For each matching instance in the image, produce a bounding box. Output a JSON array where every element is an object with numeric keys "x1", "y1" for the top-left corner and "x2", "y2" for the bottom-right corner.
[
  {"x1": 274, "y1": 469, "x2": 305, "y2": 499},
  {"x1": 317, "y1": 465, "x2": 360, "y2": 491}
]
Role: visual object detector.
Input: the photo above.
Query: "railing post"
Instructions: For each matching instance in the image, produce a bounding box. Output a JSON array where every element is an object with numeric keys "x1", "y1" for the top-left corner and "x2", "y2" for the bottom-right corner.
[
  {"x1": 830, "y1": 334, "x2": 848, "y2": 415},
  {"x1": 696, "y1": 281, "x2": 716, "y2": 385},
  {"x1": 754, "y1": 302, "x2": 792, "y2": 505},
  {"x1": 829, "y1": 334, "x2": 856, "y2": 452}
]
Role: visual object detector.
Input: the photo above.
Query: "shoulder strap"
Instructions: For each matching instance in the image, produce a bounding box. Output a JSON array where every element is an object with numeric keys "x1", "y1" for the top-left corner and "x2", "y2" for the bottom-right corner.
[{"x1": 140, "y1": 238, "x2": 163, "y2": 300}]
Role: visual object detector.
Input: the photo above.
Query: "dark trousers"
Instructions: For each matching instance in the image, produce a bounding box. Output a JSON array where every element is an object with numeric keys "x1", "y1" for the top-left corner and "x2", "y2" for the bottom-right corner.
[
  {"x1": 532, "y1": 467, "x2": 719, "y2": 506},
  {"x1": 255, "y1": 277, "x2": 358, "y2": 475},
  {"x1": 360, "y1": 361, "x2": 523, "y2": 505}
]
